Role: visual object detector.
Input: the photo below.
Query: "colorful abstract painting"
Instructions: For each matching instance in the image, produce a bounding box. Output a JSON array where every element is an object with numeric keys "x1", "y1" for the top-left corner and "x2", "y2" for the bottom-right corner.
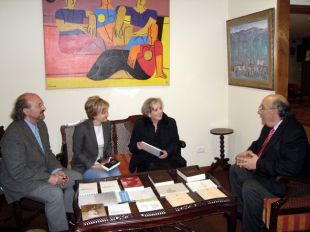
[{"x1": 42, "y1": 0, "x2": 170, "y2": 89}]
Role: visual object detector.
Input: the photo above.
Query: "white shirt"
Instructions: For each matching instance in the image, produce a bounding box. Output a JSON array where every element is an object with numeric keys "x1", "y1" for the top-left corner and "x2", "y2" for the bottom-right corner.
[{"x1": 94, "y1": 125, "x2": 105, "y2": 162}]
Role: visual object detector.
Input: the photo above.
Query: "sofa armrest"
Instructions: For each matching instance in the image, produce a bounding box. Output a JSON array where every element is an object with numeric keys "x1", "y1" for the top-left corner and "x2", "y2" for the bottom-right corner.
[{"x1": 56, "y1": 144, "x2": 68, "y2": 168}]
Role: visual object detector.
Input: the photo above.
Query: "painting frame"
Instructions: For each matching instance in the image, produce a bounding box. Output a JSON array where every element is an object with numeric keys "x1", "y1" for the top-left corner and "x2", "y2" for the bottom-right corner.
[{"x1": 226, "y1": 8, "x2": 274, "y2": 90}]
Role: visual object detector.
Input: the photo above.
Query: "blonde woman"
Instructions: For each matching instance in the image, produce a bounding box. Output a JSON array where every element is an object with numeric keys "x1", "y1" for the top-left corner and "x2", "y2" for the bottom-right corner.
[{"x1": 72, "y1": 96, "x2": 120, "y2": 179}]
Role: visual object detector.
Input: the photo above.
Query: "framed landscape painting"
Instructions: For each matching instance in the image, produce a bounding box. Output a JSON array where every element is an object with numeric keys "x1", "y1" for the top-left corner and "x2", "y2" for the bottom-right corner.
[
  {"x1": 226, "y1": 8, "x2": 274, "y2": 90},
  {"x1": 42, "y1": 0, "x2": 170, "y2": 89}
]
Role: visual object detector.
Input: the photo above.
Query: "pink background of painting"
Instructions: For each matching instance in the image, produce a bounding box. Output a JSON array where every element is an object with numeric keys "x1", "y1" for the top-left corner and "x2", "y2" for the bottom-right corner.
[{"x1": 43, "y1": 0, "x2": 169, "y2": 78}]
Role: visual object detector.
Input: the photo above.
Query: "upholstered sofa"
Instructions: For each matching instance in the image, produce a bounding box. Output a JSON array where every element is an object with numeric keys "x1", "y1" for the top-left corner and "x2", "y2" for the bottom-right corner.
[{"x1": 56, "y1": 115, "x2": 186, "y2": 175}]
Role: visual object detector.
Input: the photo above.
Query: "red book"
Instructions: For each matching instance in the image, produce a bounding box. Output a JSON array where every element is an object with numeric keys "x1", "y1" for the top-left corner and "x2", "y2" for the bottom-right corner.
[{"x1": 120, "y1": 176, "x2": 144, "y2": 191}]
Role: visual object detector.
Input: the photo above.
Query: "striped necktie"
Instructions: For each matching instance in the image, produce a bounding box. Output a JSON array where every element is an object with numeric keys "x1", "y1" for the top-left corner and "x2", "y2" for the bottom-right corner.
[{"x1": 257, "y1": 128, "x2": 275, "y2": 157}]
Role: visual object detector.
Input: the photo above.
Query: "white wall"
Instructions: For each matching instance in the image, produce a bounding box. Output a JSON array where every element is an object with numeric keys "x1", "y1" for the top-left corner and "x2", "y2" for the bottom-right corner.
[
  {"x1": 227, "y1": 0, "x2": 277, "y2": 158},
  {"x1": 0, "y1": 0, "x2": 230, "y2": 167}
]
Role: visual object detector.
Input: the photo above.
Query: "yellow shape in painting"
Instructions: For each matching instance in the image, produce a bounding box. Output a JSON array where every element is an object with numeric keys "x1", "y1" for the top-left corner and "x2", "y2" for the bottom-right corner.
[
  {"x1": 98, "y1": 14, "x2": 106, "y2": 23},
  {"x1": 124, "y1": 15, "x2": 131, "y2": 24},
  {"x1": 143, "y1": 50, "x2": 153, "y2": 60}
]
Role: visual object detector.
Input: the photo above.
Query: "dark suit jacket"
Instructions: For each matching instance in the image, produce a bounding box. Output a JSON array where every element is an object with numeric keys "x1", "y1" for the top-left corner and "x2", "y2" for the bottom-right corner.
[
  {"x1": 0, "y1": 120, "x2": 62, "y2": 203},
  {"x1": 249, "y1": 117, "x2": 310, "y2": 196},
  {"x1": 71, "y1": 119, "x2": 112, "y2": 174}
]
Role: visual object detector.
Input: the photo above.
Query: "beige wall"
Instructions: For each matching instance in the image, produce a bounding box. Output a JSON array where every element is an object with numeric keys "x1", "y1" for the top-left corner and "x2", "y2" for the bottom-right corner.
[
  {"x1": 0, "y1": 0, "x2": 229, "y2": 167},
  {"x1": 227, "y1": 0, "x2": 277, "y2": 157},
  {"x1": 3, "y1": 1, "x2": 300, "y2": 166}
]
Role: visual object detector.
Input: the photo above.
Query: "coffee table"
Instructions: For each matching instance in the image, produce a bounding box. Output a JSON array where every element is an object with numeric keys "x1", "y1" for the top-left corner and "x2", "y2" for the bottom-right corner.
[{"x1": 73, "y1": 167, "x2": 237, "y2": 232}]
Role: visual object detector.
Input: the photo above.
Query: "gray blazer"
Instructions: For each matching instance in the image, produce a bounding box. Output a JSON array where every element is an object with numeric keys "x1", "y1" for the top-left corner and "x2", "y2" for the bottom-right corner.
[
  {"x1": 0, "y1": 120, "x2": 62, "y2": 203},
  {"x1": 71, "y1": 119, "x2": 112, "y2": 174}
]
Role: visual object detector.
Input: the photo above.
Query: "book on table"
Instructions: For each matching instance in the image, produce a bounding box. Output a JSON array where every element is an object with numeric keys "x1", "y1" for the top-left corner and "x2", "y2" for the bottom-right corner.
[
  {"x1": 102, "y1": 190, "x2": 131, "y2": 205},
  {"x1": 81, "y1": 203, "x2": 106, "y2": 221},
  {"x1": 99, "y1": 180, "x2": 121, "y2": 193},
  {"x1": 78, "y1": 193, "x2": 105, "y2": 207},
  {"x1": 196, "y1": 187, "x2": 227, "y2": 200},
  {"x1": 165, "y1": 192, "x2": 195, "y2": 207},
  {"x1": 155, "y1": 182, "x2": 189, "y2": 197},
  {"x1": 148, "y1": 170, "x2": 174, "y2": 187},
  {"x1": 101, "y1": 191, "x2": 120, "y2": 205},
  {"x1": 141, "y1": 141, "x2": 162, "y2": 157},
  {"x1": 177, "y1": 166, "x2": 206, "y2": 182},
  {"x1": 79, "y1": 182, "x2": 98, "y2": 196},
  {"x1": 108, "y1": 203, "x2": 131, "y2": 216},
  {"x1": 136, "y1": 199, "x2": 163, "y2": 212},
  {"x1": 186, "y1": 179, "x2": 218, "y2": 192},
  {"x1": 120, "y1": 176, "x2": 144, "y2": 191},
  {"x1": 127, "y1": 187, "x2": 157, "y2": 202},
  {"x1": 101, "y1": 158, "x2": 120, "y2": 171}
]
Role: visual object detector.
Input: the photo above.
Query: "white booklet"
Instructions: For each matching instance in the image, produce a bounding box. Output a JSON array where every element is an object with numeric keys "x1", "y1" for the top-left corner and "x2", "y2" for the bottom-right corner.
[
  {"x1": 141, "y1": 141, "x2": 162, "y2": 157},
  {"x1": 79, "y1": 182, "x2": 98, "y2": 196},
  {"x1": 136, "y1": 199, "x2": 163, "y2": 212},
  {"x1": 127, "y1": 187, "x2": 156, "y2": 202},
  {"x1": 99, "y1": 180, "x2": 120, "y2": 193},
  {"x1": 186, "y1": 179, "x2": 218, "y2": 192},
  {"x1": 108, "y1": 203, "x2": 131, "y2": 216},
  {"x1": 78, "y1": 193, "x2": 105, "y2": 207}
]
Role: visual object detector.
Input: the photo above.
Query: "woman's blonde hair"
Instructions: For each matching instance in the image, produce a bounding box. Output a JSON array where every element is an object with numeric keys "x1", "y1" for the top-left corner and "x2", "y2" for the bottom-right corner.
[
  {"x1": 141, "y1": 97, "x2": 163, "y2": 116},
  {"x1": 85, "y1": 96, "x2": 109, "y2": 119}
]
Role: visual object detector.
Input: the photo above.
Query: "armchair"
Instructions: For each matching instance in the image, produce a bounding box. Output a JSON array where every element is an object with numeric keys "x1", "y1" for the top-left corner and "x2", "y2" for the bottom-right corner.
[{"x1": 263, "y1": 176, "x2": 310, "y2": 231}]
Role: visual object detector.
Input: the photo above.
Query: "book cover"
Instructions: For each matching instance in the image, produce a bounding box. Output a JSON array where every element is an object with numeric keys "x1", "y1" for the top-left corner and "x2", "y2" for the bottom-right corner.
[
  {"x1": 196, "y1": 188, "x2": 227, "y2": 200},
  {"x1": 108, "y1": 203, "x2": 131, "y2": 216},
  {"x1": 155, "y1": 183, "x2": 189, "y2": 197},
  {"x1": 127, "y1": 187, "x2": 157, "y2": 202},
  {"x1": 165, "y1": 192, "x2": 195, "y2": 207},
  {"x1": 120, "y1": 176, "x2": 144, "y2": 191},
  {"x1": 99, "y1": 180, "x2": 120, "y2": 193},
  {"x1": 177, "y1": 166, "x2": 205, "y2": 182},
  {"x1": 79, "y1": 182, "x2": 98, "y2": 196},
  {"x1": 102, "y1": 190, "x2": 131, "y2": 205},
  {"x1": 102, "y1": 191, "x2": 120, "y2": 205},
  {"x1": 81, "y1": 203, "x2": 106, "y2": 221},
  {"x1": 102, "y1": 158, "x2": 120, "y2": 171},
  {"x1": 136, "y1": 199, "x2": 163, "y2": 212},
  {"x1": 117, "y1": 190, "x2": 132, "y2": 203},
  {"x1": 148, "y1": 170, "x2": 174, "y2": 187},
  {"x1": 186, "y1": 179, "x2": 218, "y2": 192},
  {"x1": 141, "y1": 141, "x2": 162, "y2": 157},
  {"x1": 78, "y1": 193, "x2": 105, "y2": 207}
]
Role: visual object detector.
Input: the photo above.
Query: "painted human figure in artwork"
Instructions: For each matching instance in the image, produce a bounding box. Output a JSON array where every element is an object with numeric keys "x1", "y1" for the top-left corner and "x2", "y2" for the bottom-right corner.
[
  {"x1": 55, "y1": 0, "x2": 104, "y2": 54},
  {"x1": 113, "y1": 0, "x2": 159, "y2": 50},
  {"x1": 93, "y1": 0, "x2": 116, "y2": 49}
]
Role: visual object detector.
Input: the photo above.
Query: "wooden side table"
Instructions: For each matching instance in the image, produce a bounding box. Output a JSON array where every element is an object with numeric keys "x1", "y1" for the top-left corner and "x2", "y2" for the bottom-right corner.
[{"x1": 208, "y1": 128, "x2": 234, "y2": 173}]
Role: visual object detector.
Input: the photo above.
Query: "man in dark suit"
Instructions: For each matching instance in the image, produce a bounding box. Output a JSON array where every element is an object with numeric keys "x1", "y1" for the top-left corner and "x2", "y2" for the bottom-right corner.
[
  {"x1": 229, "y1": 94, "x2": 310, "y2": 232},
  {"x1": 0, "y1": 93, "x2": 82, "y2": 232}
]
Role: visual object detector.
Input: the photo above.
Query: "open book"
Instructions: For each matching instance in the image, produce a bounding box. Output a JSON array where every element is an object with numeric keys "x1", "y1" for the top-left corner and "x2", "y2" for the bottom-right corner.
[{"x1": 141, "y1": 141, "x2": 162, "y2": 157}]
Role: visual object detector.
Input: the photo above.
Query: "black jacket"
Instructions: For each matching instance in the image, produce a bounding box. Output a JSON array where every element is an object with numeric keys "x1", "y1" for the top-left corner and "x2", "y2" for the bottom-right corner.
[
  {"x1": 128, "y1": 113, "x2": 181, "y2": 172},
  {"x1": 250, "y1": 116, "x2": 310, "y2": 196}
]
